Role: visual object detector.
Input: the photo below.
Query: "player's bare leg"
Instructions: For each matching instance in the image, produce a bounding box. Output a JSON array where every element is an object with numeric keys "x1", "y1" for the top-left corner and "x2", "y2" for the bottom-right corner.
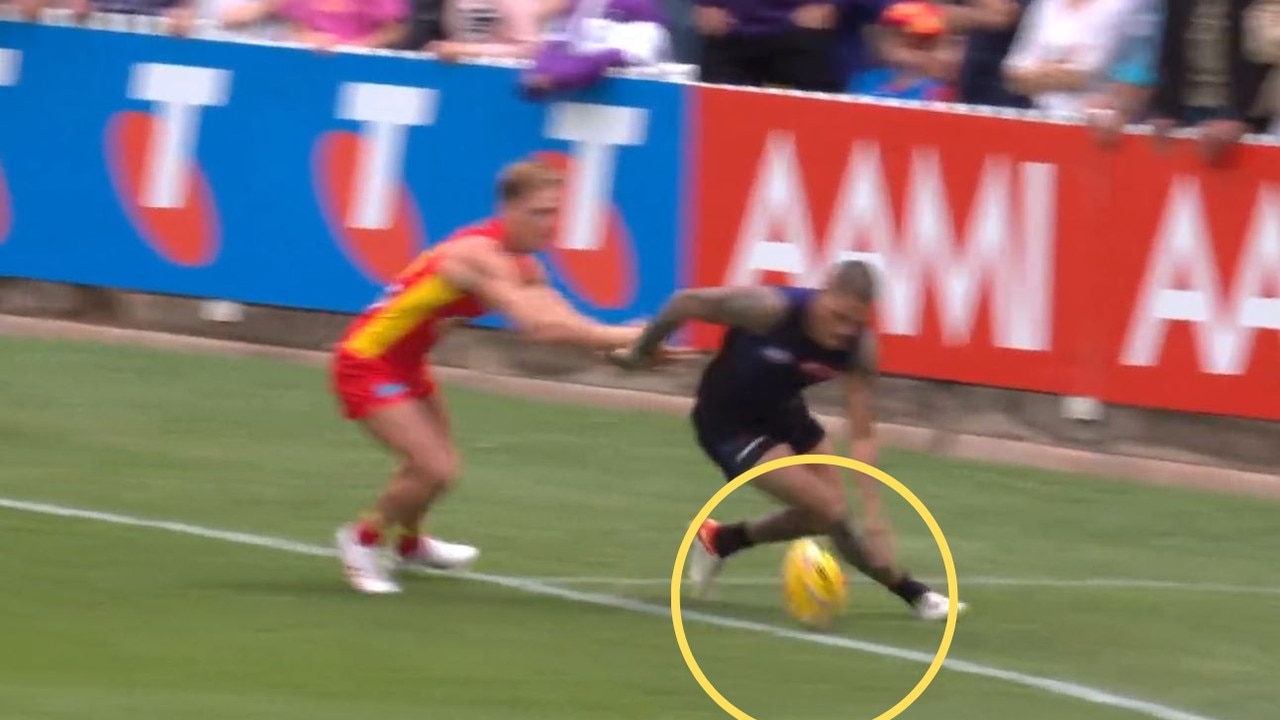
[
  {"x1": 688, "y1": 445, "x2": 846, "y2": 598},
  {"x1": 392, "y1": 394, "x2": 478, "y2": 572},
  {"x1": 336, "y1": 398, "x2": 474, "y2": 594},
  {"x1": 387, "y1": 392, "x2": 457, "y2": 540},
  {"x1": 803, "y1": 438, "x2": 964, "y2": 619}
]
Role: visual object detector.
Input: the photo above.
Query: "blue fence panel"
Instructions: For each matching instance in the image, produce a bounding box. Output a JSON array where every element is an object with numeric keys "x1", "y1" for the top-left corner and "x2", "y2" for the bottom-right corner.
[{"x1": 0, "y1": 22, "x2": 686, "y2": 327}]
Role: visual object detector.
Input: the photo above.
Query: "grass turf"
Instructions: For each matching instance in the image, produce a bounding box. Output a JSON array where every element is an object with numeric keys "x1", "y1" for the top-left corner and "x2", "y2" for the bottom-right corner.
[{"x1": 0, "y1": 336, "x2": 1276, "y2": 720}]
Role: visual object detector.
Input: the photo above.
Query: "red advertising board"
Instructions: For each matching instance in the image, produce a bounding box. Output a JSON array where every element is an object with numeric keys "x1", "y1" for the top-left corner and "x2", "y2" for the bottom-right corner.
[
  {"x1": 1100, "y1": 138, "x2": 1280, "y2": 419},
  {"x1": 688, "y1": 86, "x2": 1106, "y2": 397},
  {"x1": 687, "y1": 85, "x2": 1280, "y2": 420}
]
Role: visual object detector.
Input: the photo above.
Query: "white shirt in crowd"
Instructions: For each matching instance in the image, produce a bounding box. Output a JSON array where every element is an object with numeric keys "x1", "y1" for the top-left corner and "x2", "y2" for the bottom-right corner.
[{"x1": 1003, "y1": 0, "x2": 1138, "y2": 115}]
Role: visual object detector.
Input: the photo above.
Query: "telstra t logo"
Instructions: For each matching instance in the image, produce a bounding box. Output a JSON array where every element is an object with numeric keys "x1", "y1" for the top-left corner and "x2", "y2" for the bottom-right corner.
[
  {"x1": 313, "y1": 82, "x2": 433, "y2": 284},
  {"x1": 105, "y1": 63, "x2": 230, "y2": 266}
]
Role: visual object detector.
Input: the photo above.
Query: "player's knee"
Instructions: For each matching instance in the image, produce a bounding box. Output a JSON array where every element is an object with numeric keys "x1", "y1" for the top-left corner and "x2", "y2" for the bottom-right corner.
[
  {"x1": 404, "y1": 447, "x2": 460, "y2": 488},
  {"x1": 806, "y1": 494, "x2": 849, "y2": 530}
]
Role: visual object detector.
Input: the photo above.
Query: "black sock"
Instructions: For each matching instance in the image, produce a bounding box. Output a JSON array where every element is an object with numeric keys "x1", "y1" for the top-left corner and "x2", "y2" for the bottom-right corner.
[
  {"x1": 712, "y1": 522, "x2": 755, "y2": 558},
  {"x1": 889, "y1": 575, "x2": 931, "y2": 605}
]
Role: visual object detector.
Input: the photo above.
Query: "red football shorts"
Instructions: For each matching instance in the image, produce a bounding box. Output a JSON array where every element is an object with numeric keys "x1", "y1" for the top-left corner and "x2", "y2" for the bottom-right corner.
[{"x1": 331, "y1": 351, "x2": 436, "y2": 420}]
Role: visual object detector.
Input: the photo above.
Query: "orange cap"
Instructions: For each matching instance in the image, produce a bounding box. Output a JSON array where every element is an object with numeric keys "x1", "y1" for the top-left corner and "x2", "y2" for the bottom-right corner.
[{"x1": 880, "y1": 1, "x2": 946, "y2": 37}]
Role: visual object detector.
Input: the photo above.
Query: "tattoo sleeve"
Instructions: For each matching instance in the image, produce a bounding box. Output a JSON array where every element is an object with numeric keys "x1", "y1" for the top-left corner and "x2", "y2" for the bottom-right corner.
[
  {"x1": 856, "y1": 331, "x2": 880, "y2": 380},
  {"x1": 633, "y1": 286, "x2": 786, "y2": 360}
]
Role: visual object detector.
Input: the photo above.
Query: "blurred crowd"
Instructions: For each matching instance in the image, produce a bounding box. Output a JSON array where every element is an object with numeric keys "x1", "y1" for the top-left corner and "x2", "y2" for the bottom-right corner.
[{"x1": 5, "y1": 0, "x2": 1280, "y2": 156}]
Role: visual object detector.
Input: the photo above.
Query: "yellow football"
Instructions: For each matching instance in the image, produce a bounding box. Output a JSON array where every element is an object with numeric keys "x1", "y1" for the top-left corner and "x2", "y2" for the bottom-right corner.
[{"x1": 781, "y1": 538, "x2": 848, "y2": 629}]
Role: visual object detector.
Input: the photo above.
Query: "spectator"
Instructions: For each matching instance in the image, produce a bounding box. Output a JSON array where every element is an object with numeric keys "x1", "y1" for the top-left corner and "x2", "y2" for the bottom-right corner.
[
  {"x1": 832, "y1": 0, "x2": 893, "y2": 92},
  {"x1": 14, "y1": 0, "x2": 49, "y2": 21},
  {"x1": 424, "y1": 0, "x2": 540, "y2": 62},
  {"x1": 91, "y1": 0, "x2": 197, "y2": 34},
  {"x1": 942, "y1": 0, "x2": 1031, "y2": 108},
  {"x1": 519, "y1": 0, "x2": 671, "y2": 99},
  {"x1": 1085, "y1": 0, "x2": 1163, "y2": 145},
  {"x1": 396, "y1": 0, "x2": 447, "y2": 50},
  {"x1": 657, "y1": 0, "x2": 698, "y2": 61},
  {"x1": 219, "y1": 0, "x2": 409, "y2": 50},
  {"x1": 1243, "y1": 0, "x2": 1280, "y2": 134},
  {"x1": 691, "y1": 0, "x2": 863, "y2": 92},
  {"x1": 934, "y1": 27, "x2": 968, "y2": 89},
  {"x1": 199, "y1": 0, "x2": 290, "y2": 38},
  {"x1": 1152, "y1": 0, "x2": 1271, "y2": 163},
  {"x1": 850, "y1": 1, "x2": 955, "y2": 100},
  {"x1": 15, "y1": 0, "x2": 196, "y2": 33},
  {"x1": 1000, "y1": 0, "x2": 1134, "y2": 116}
]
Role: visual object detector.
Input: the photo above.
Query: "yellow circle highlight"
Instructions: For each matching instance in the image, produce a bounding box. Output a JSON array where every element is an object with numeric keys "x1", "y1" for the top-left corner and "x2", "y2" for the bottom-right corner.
[{"x1": 670, "y1": 453, "x2": 959, "y2": 720}]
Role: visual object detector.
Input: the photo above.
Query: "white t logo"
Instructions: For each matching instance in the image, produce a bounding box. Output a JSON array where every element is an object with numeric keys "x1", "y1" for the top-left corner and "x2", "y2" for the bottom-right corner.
[
  {"x1": 336, "y1": 82, "x2": 437, "y2": 231},
  {"x1": 127, "y1": 63, "x2": 232, "y2": 210},
  {"x1": 545, "y1": 102, "x2": 648, "y2": 251}
]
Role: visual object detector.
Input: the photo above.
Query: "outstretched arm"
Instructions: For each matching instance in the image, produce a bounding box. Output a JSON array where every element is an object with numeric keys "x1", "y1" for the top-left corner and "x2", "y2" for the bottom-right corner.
[
  {"x1": 440, "y1": 244, "x2": 637, "y2": 351},
  {"x1": 622, "y1": 285, "x2": 787, "y2": 366},
  {"x1": 845, "y1": 333, "x2": 895, "y2": 563}
]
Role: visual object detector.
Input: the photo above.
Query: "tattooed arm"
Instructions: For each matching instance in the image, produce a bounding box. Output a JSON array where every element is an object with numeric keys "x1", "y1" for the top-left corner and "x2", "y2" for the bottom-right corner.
[
  {"x1": 616, "y1": 286, "x2": 788, "y2": 368},
  {"x1": 845, "y1": 331, "x2": 895, "y2": 564}
]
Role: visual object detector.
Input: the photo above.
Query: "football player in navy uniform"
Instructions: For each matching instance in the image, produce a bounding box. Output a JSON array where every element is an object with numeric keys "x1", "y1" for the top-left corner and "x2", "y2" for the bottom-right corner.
[{"x1": 611, "y1": 260, "x2": 965, "y2": 621}]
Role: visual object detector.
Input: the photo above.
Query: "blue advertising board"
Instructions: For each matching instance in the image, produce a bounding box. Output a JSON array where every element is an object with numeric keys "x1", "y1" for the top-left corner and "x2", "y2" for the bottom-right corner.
[{"x1": 0, "y1": 22, "x2": 686, "y2": 327}]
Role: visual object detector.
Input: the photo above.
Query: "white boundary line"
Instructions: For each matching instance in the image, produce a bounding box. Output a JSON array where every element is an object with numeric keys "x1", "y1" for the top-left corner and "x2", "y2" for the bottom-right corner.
[
  {"x1": 0, "y1": 497, "x2": 1229, "y2": 720},
  {"x1": 524, "y1": 575, "x2": 1280, "y2": 596}
]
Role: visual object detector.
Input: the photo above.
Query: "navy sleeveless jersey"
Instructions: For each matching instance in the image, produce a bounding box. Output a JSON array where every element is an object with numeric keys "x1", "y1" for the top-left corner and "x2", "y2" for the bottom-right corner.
[{"x1": 694, "y1": 286, "x2": 871, "y2": 420}]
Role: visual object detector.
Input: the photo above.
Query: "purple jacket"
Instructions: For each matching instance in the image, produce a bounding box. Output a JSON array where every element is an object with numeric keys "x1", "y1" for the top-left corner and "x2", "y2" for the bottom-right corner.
[{"x1": 519, "y1": 0, "x2": 667, "y2": 99}]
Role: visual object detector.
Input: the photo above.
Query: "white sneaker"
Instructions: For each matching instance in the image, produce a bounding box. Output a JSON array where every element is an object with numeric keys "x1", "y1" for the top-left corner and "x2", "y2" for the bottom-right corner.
[
  {"x1": 398, "y1": 536, "x2": 480, "y2": 571},
  {"x1": 334, "y1": 524, "x2": 401, "y2": 595},
  {"x1": 687, "y1": 519, "x2": 726, "y2": 599},
  {"x1": 913, "y1": 590, "x2": 968, "y2": 621}
]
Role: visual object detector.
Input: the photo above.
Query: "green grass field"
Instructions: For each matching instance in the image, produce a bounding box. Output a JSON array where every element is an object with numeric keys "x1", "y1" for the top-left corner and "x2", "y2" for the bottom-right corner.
[{"x1": 1, "y1": 336, "x2": 1277, "y2": 720}]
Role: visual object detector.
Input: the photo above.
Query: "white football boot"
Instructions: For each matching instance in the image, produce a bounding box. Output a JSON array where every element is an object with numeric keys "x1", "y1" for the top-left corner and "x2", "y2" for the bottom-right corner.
[
  {"x1": 398, "y1": 535, "x2": 480, "y2": 571},
  {"x1": 913, "y1": 590, "x2": 968, "y2": 621},
  {"x1": 334, "y1": 524, "x2": 401, "y2": 595},
  {"x1": 687, "y1": 519, "x2": 727, "y2": 599}
]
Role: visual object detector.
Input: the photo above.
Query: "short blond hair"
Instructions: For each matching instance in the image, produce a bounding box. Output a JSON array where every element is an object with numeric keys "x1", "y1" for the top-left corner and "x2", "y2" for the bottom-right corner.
[{"x1": 497, "y1": 158, "x2": 563, "y2": 203}]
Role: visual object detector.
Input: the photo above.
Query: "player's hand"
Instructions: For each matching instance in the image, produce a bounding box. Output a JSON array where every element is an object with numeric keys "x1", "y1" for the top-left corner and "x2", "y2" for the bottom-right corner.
[
  {"x1": 654, "y1": 344, "x2": 700, "y2": 366},
  {"x1": 608, "y1": 343, "x2": 698, "y2": 370},
  {"x1": 606, "y1": 346, "x2": 648, "y2": 370}
]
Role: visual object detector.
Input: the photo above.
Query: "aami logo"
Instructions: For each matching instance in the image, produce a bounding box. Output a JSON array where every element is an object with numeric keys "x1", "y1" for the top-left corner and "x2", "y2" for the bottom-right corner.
[
  {"x1": 537, "y1": 102, "x2": 647, "y2": 310},
  {"x1": 105, "y1": 63, "x2": 230, "y2": 266},
  {"x1": 0, "y1": 48, "x2": 20, "y2": 243},
  {"x1": 1122, "y1": 176, "x2": 1280, "y2": 375},
  {"x1": 697, "y1": 130, "x2": 1057, "y2": 354},
  {"x1": 314, "y1": 82, "x2": 433, "y2": 284}
]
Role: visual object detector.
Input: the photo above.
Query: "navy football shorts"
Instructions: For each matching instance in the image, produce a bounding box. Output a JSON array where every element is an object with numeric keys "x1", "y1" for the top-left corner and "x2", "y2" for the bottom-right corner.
[{"x1": 691, "y1": 399, "x2": 826, "y2": 482}]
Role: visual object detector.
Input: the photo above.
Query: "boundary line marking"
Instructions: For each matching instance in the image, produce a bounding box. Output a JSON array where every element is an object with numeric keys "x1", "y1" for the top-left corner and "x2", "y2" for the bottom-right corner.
[
  {"x1": 522, "y1": 575, "x2": 1280, "y2": 596},
  {"x1": 0, "y1": 496, "x2": 1227, "y2": 720}
]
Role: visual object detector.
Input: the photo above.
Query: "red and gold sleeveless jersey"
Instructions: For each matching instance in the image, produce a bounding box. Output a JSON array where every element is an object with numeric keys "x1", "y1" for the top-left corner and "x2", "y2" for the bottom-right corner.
[{"x1": 337, "y1": 219, "x2": 535, "y2": 367}]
